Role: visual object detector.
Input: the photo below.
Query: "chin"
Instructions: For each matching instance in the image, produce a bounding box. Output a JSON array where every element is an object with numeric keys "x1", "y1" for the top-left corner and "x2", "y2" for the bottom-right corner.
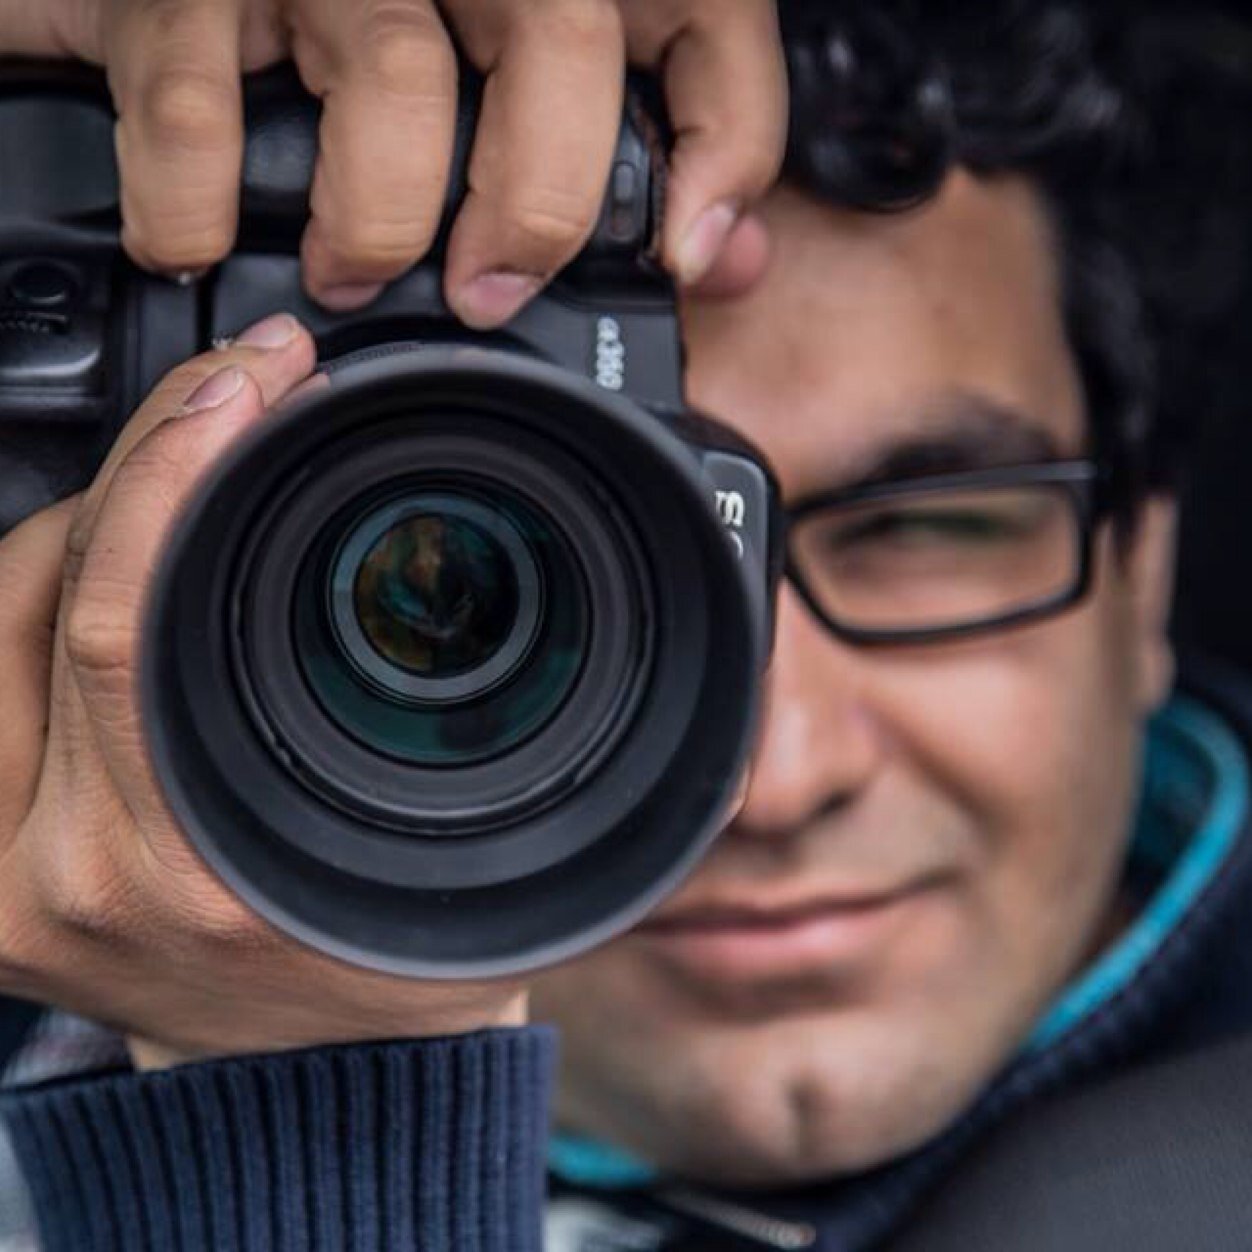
[
  {"x1": 642, "y1": 1066, "x2": 967, "y2": 1189},
  {"x1": 548, "y1": 987, "x2": 992, "y2": 1189},
  {"x1": 539, "y1": 907, "x2": 1039, "y2": 1188}
]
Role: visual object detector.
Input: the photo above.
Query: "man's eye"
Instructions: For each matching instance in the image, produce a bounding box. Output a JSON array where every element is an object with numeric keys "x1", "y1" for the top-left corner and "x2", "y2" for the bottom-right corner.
[{"x1": 830, "y1": 507, "x2": 1024, "y2": 550}]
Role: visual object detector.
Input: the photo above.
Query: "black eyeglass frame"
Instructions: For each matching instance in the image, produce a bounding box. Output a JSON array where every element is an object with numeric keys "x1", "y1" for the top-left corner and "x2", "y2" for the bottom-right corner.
[{"x1": 784, "y1": 459, "x2": 1113, "y2": 646}]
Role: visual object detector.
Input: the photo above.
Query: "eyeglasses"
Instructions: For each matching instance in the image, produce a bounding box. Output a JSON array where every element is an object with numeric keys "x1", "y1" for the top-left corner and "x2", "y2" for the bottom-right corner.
[{"x1": 786, "y1": 460, "x2": 1111, "y2": 645}]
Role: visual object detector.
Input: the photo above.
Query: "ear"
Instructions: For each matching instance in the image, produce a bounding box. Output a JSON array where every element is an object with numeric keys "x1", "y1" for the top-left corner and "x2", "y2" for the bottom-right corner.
[{"x1": 1125, "y1": 495, "x2": 1178, "y2": 714}]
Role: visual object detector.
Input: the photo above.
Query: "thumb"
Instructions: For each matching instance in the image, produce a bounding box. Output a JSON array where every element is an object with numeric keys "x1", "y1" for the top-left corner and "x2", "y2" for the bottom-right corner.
[{"x1": 60, "y1": 366, "x2": 269, "y2": 811}]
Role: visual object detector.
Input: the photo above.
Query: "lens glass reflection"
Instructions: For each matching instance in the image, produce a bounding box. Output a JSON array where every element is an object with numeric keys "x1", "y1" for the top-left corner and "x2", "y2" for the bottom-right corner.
[
  {"x1": 354, "y1": 512, "x2": 519, "y2": 677},
  {"x1": 299, "y1": 481, "x2": 589, "y2": 767}
]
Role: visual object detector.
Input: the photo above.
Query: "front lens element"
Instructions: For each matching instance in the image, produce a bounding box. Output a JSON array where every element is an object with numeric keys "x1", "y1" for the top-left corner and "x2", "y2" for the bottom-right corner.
[
  {"x1": 304, "y1": 481, "x2": 588, "y2": 767},
  {"x1": 354, "y1": 510, "x2": 519, "y2": 678},
  {"x1": 328, "y1": 492, "x2": 545, "y2": 707}
]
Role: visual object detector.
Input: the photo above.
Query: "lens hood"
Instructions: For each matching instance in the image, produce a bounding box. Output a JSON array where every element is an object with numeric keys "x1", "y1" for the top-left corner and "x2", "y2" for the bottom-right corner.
[{"x1": 141, "y1": 347, "x2": 764, "y2": 977}]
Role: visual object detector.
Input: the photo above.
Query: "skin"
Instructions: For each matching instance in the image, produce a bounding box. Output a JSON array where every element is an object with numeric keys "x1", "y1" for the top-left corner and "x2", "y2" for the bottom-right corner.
[
  {"x1": 0, "y1": 321, "x2": 529, "y2": 1064},
  {"x1": 532, "y1": 175, "x2": 1179, "y2": 1184},
  {"x1": 0, "y1": 0, "x2": 783, "y2": 1065},
  {"x1": 0, "y1": 4, "x2": 1177, "y2": 1185},
  {"x1": 0, "y1": 0, "x2": 784, "y2": 316}
]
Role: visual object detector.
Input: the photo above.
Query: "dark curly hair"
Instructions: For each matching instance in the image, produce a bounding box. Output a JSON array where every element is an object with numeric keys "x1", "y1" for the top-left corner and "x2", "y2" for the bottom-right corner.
[{"x1": 775, "y1": 0, "x2": 1252, "y2": 526}]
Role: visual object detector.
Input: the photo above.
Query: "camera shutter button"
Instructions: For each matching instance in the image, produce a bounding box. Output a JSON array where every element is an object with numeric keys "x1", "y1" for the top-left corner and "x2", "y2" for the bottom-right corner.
[{"x1": 7, "y1": 261, "x2": 77, "y2": 308}]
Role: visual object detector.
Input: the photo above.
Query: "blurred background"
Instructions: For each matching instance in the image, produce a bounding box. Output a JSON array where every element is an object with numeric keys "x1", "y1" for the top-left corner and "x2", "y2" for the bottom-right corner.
[{"x1": 1116, "y1": 3, "x2": 1252, "y2": 667}]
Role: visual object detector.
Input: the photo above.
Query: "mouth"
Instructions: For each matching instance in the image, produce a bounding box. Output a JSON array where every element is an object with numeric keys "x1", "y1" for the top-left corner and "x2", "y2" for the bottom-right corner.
[{"x1": 632, "y1": 888, "x2": 925, "y2": 984}]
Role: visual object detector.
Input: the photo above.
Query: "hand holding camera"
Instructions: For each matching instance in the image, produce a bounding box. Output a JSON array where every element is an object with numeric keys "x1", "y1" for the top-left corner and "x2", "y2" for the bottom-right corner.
[
  {"x1": 0, "y1": 321, "x2": 535, "y2": 1068},
  {"x1": 0, "y1": 0, "x2": 788, "y2": 1060},
  {"x1": 2, "y1": 0, "x2": 784, "y2": 312}
]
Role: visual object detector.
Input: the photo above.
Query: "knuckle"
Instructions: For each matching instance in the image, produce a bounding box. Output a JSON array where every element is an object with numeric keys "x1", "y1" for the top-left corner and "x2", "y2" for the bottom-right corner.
[
  {"x1": 130, "y1": 219, "x2": 235, "y2": 272},
  {"x1": 48, "y1": 876, "x2": 110, "y2": 942},
  {"x1": 522, "y1": 0, "x2": 621, "y2": 49},
  {"x1": 505, "y1": 189, "x2": 598, "y2": 256},
  {"x1": 355, "y1": 5, "x2": 451, "y2": 99},
  {"x1": 137, "y1": 67, "x2": 237, "y2": 154},
  {"x1": 322, "y1": 215, "x2": 433, "y2": 271},
  {"x1": 65, "y1": 598, "x2": 134, "y2": 683},
  {"x1": 40, "y1": 831, "x2": 133, "y2": 945},
  {"x1": 119, "y1": 184, "x2": 237, "y2": 270}
]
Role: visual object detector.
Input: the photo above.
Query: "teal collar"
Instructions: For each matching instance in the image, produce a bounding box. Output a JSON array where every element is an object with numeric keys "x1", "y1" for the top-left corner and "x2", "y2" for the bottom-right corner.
[
  {"x1": 1026, "y1": 695, "x2": 1248, "y2": 1051},
  {"x1": 548, "y1": 1133, "x2": 657, "y2": 1190},
  {"x1": 551, "y1": 695, "x2": 1250, "y2": 1187}
]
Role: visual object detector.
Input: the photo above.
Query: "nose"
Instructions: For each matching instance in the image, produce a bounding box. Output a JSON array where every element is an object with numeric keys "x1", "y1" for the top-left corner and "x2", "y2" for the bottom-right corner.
[{"x1": 730, "y1": 584, "x2": 884, "y2": 840}]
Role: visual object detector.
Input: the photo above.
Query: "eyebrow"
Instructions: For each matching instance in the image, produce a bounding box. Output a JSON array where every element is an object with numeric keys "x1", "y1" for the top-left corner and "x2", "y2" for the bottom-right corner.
[{"x1": 808, "y1": 394, "x2": 1073, "y2": 499}]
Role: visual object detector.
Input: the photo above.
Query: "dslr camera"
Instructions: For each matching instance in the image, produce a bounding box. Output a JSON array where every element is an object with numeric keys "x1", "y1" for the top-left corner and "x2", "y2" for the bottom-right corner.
[{"x1": 0, "y1": 65, "x2": 781, "y2": 976}]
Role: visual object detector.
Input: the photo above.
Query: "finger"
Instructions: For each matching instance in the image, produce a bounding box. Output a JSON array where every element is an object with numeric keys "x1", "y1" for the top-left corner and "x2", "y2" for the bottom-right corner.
[
  {"x1": 64, "y1": 314, "x2": 315, "y2": 582},
  {"x1": 0, "y1": 498, "x2": 77, "y2": 832},
  {"x1": 626, "y1": 0, "x2": 788, "y2": 286},
  {"x1": 62, "y1": 368, "x2": 272, "y2": 811},
  {"x1": 238, "y1": 1, "x2": 289, "y2": 70},
  {"x1": 104, "y1": 0, "x2": 246, "y2": 276},
  {"x1": 291, "y1": 0, "x2": 458, "y2": 309},
  {"x1": 0, "y1": 0, "x2": 100, "y2": 56},
  {"x1": 443, "y1": 0, "x2": 624, "y2": 328},
  {"x1": 683, "y1": 210, "x2": 772, "y2": 300}
]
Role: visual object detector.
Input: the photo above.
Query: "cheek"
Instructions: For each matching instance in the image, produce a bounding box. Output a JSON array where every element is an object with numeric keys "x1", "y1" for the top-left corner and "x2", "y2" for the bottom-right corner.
[
  {"x1": 537, "y1": 561, "x2": 1153, "y2": 1174},
  {"x1": 870, "y1": 583, "x2": 1144, "y2": 1002}
]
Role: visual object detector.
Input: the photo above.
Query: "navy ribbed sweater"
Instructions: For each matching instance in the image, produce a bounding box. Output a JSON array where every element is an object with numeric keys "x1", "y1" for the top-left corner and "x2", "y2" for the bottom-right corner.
[
  {"x1": 3, "y1": 1029, "x2": 555, "y2": 1251},
  {"x1": 5, "y1": 662, "x2": 1252, "y2": 1250}
]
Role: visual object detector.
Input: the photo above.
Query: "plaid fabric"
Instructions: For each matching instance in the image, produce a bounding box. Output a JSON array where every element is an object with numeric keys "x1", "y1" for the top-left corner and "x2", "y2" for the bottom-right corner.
[{"x1": 0, "y1": 1012, "x2": 128, "y2": 1252}]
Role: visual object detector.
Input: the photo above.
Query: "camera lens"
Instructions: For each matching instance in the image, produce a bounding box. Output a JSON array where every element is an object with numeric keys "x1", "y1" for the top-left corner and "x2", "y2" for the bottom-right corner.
[
  {"x1": 354, "y1": 509, "x2": 518, "y2": 679},
  {"x1": 302, "y1": 480, "x2": 585, "y2": 767},
  {"x1": 144, "y1": 351, "x2": 767, "y2": 977},
  {"x1": 327, "y1": 491, "x2": 545, "y2": 709}
]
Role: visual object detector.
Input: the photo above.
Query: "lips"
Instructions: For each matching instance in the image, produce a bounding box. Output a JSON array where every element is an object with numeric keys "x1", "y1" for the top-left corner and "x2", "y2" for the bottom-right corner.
[
  {"x1": 633, "y1": 888, "x2": 924, "y2": 983},
  {"x1": 645, "y1": 889, "x2": 907, "y2": 929}
]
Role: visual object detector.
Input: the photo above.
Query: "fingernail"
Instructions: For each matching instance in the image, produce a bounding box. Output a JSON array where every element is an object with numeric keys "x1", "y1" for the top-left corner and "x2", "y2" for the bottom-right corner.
[
  {"x1": 451, "y1": 271, "x2": 542, "y2": 329},
  {"x1": 315, "y1": 282, "x2": 385, "y2": 311},
  {"x1": 181, "y1": 366, "x2": 244, "y2": 414},
  {"x1": 235, "y1": 313, "x2": 299, "y2": 349},
  {"x1": 676, "y1": 201, "x2": 739, "y2": 286}
]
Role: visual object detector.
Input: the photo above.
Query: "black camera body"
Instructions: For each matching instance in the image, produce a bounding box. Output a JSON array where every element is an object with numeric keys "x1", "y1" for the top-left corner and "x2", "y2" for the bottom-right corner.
[{"x1": 0, "y1": 64, "x2": 782, "y2": 976}]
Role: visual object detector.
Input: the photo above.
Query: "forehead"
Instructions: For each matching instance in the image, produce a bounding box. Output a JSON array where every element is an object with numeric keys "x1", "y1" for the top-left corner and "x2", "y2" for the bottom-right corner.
[{"x1": 680, "y1": 172, "x2": 1087, "y2": 499}]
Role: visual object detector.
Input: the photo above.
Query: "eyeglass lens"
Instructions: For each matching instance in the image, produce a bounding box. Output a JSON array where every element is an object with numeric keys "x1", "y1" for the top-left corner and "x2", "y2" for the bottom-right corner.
[{"x1": 789, "y1": 483, "x2": 1083, "y2": 634}]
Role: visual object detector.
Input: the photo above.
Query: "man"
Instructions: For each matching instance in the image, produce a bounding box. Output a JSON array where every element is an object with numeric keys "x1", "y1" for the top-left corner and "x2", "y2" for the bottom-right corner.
[{"x1": 2, "y1": 1, "x2": 1251, "y2": 1249}]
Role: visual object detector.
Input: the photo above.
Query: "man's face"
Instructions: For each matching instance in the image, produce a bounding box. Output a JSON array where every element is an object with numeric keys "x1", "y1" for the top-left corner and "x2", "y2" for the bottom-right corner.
[{"x1": 533, "y1": 172, "x2": 1177, "y2": 1185}]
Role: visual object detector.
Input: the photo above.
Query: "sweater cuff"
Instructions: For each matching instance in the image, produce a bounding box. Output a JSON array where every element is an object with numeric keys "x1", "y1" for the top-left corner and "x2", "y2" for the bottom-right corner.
[{"x1": 1, "y1": 1026, "x2": 555, "y2": 1252}]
